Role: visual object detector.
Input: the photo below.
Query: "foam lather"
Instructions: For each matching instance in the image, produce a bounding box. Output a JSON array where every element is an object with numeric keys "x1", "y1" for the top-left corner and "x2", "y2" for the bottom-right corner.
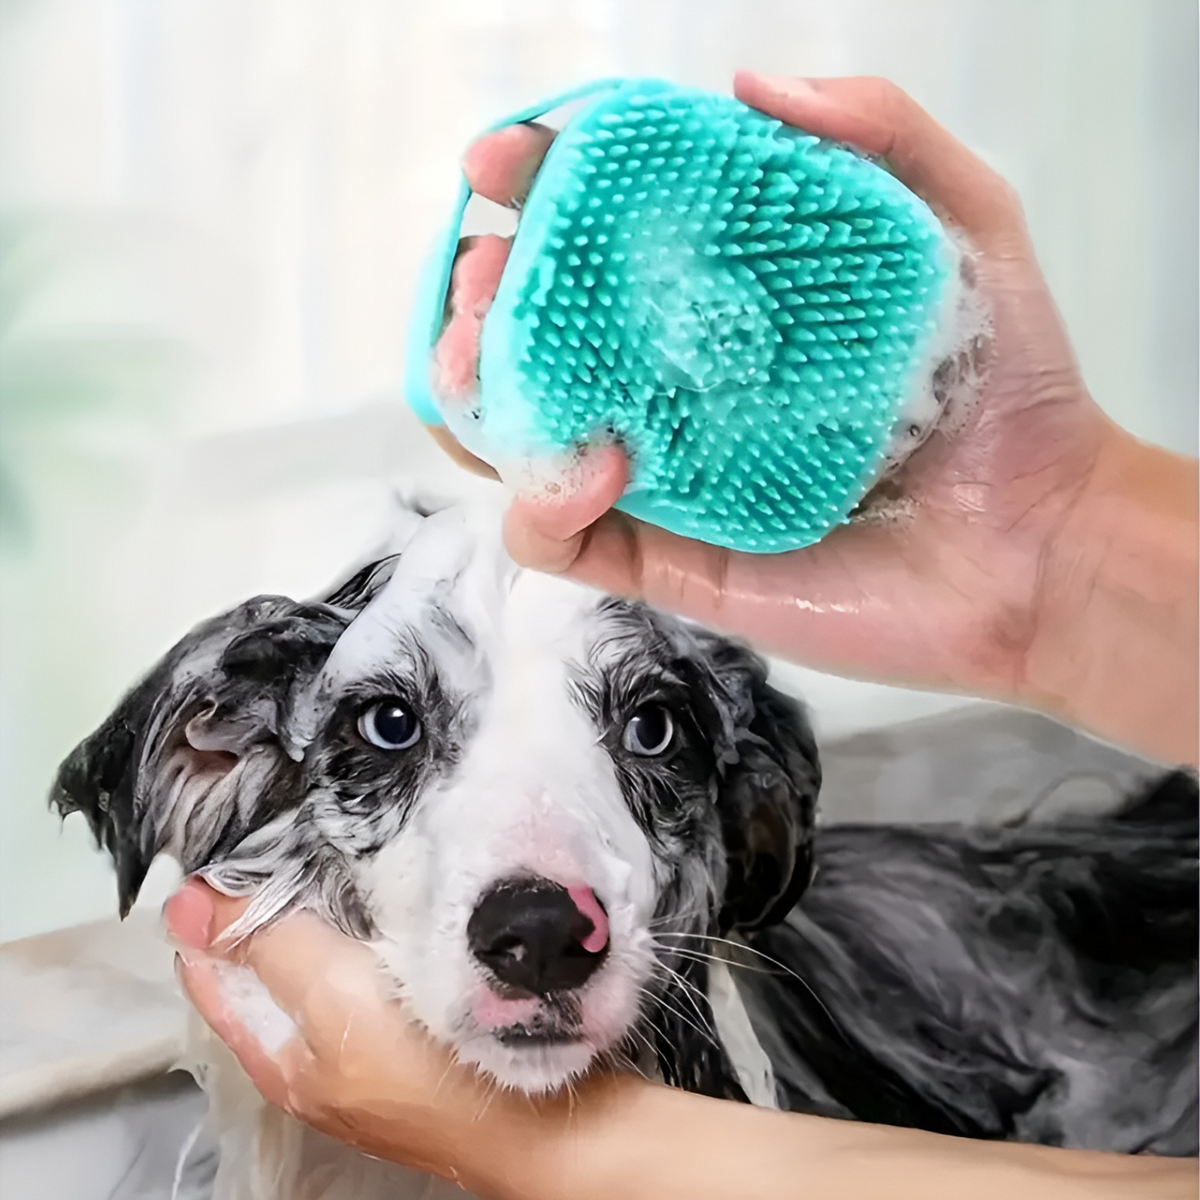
[{"x1": 407, "y1": 77, "x2": 962, "y2": 553}]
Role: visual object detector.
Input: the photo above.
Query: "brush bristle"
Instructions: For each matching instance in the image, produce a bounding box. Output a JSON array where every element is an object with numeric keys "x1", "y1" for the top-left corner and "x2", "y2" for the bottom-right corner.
[{"x1": 474, "y1": 79, "x2": 956, "y2": 553}]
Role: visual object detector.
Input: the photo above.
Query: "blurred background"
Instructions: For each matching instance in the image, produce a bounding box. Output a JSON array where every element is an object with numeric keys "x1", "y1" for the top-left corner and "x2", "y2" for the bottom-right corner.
[{"x1": 1, "y1": 0, "x2": 1196, "y2": 942}]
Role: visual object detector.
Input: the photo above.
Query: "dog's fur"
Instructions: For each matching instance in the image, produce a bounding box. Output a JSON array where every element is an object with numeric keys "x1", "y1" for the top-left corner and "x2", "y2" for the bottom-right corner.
[{"x1": 52, "y1": 501, "x2": 1197, "y2": 1197}]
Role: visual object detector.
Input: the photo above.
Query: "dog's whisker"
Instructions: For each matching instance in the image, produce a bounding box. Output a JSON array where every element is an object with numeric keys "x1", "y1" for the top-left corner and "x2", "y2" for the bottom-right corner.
[
  {"x1": 647, "y1": 906, "x2": 710, "y2": 929},
  {"x1": 609, "y1": 1037, "x2": 655, "y2": 1082},
  {"x1": 472, "y1": 1074, "x2": 502, "y2": 1123},
  {"x1": 650, "y1": 960, "x2": 717, "y2": 1036},
  {"x1": 649, "y1": 971, "x2": 713, "y2": 1033},
  {"x1": 650, "y1": 932, "x2": 849, "y2": 1041},
  {"x1": 632, "y1": 1001, "x2": 673, "y2": 1054},
  {"x1": 655, "y1": 945, "x2": 771, "y2": 974},
  {"x1": 655, "y1": 931, "x2": 805, "y2": 976},
  {"x1": 638, "y1": 982, "x2": 718, "y2": 1047}
]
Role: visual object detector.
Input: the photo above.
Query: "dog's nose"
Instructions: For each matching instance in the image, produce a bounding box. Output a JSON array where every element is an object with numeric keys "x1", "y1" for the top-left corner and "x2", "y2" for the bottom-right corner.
[{"x1": 468, "y1": 879, "x2": 608, "y2": 996}]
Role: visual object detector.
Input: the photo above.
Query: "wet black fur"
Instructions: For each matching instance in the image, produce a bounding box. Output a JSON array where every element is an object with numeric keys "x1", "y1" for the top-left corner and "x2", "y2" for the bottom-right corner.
[
  {"x1": 51, "y1": 597, "x2": 351, "y2": 915},
  {"x1": 728, "y1": 771, "x2": 1198, "y2": 1153}
]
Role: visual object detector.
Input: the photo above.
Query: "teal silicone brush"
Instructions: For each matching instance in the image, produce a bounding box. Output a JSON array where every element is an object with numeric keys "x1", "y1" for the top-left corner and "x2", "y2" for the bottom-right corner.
[{"x1": 407, "y1": 78, "x2": 963, "y2": 553}]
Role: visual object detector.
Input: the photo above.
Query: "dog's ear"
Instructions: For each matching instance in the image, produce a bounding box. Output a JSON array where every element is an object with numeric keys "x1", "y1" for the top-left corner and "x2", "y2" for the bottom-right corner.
[
  {"x1": 684, "y1": 633, "x2": 820, "y2": 933},
  {"x1": 51, "y1": 597, "x2": 349, "y2": 916},
  {"x1": 717, "y1": 675, "x2": 820, "y2": 931}
]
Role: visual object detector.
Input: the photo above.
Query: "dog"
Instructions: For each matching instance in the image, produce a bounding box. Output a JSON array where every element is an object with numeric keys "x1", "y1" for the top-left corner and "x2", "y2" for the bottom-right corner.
[{"x1": 52, "y1": 500, "x2": 1198, "y2": 1198}]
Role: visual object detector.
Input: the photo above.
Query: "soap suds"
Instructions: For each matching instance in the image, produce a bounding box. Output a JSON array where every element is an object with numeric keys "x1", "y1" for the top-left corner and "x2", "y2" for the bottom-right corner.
[
  {"x1": 878, "y1": 228, "x2": 993, "y2": 478},
  {"x1": 214, "y1": 960, "x2": 298, "y2": 1056}
]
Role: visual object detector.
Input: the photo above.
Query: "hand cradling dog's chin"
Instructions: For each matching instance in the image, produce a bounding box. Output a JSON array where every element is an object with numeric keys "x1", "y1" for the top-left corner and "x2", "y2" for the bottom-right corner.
[{"x1": 167, "y1": 877, "x2": 582, "y2": 1198}]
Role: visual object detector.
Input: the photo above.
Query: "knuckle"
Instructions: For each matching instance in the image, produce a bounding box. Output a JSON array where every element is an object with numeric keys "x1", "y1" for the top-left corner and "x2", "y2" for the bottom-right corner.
[
  {"x1": 860, "y1": 76, "x2": 913, "y2": 123},
  {"x1": 998, "y1": 178, "x2": 1027, "y2": 222},
  {"x1": 982, "y1": 174, "x2": 1030, "y2": 240}
]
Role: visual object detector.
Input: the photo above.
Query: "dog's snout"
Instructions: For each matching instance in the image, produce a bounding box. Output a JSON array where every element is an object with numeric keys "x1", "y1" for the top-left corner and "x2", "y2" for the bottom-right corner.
[{"x1": 468, "y1": 879, "x2": 608, "y2": 996}]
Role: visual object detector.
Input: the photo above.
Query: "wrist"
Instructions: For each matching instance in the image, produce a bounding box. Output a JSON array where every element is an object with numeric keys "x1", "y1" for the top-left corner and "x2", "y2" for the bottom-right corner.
[
  {"x1": 1025, "y1": 419, "x2": 1198, "y2": 766},
  {"x1": 446, "y1": 1072, "x2": 649, "y2": 1200},
  {"x1": 500, "y1": 1076, "x2": 715, "y2": 1200}
]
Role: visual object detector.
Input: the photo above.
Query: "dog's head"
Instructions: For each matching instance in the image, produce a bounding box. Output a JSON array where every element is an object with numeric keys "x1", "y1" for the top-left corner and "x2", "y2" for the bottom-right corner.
[{"x1": 53, "y1": 502, "x2": 819, "y2": 1095}]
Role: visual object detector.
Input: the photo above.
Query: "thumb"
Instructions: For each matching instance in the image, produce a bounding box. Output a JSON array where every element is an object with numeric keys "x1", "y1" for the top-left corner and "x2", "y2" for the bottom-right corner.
[
  {"x1": 503, "y1": 443, "x2": 629, "y2": 573},
  {"x1": 733, "y1": 71, "x2": 1029, "y2": 256},
  {"x1": 166, "y1": 878, "x2": 383, "y2": 1034}
]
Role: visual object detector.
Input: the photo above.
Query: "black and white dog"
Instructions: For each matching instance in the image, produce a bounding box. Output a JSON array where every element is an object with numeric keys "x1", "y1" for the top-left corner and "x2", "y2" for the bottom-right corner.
[{"x1": 53, "y1": 501, "x2": 1197, "y2": 1198}]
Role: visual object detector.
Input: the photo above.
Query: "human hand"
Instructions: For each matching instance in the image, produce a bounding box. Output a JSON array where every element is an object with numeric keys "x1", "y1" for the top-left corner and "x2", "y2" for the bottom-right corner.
[
  {"x1": 424, "y1": 73, "x2": 1198, "y2": 765},
  {"x1": 163, "y1": 883, "x2": 1200, "y2": 1200},
  {"x1": 165, "y1": 877, "x2": 605, "y2": 1199}
]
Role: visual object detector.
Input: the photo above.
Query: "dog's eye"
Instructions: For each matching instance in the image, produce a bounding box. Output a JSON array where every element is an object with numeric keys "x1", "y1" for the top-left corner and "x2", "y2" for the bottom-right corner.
[
  {"x1": 622, "y1": 704, "x2": 675, "y2": 757},
  {"x1": 358, "y1": 699, "x2": 421, "y2": 751}
]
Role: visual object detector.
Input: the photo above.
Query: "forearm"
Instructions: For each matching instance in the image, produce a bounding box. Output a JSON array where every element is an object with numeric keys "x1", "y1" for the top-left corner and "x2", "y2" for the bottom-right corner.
[
  {"x1": 487, "y1": 1077, "x2": 1196, "y2": 1200},
  {"x1": 1028, "y1": 420, "x2": 1198, "y2": 768}
]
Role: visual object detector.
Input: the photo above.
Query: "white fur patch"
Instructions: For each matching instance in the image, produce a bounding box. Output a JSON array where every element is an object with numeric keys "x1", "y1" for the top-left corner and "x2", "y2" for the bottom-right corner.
[
  {"x1": 358, "y1": 559, "x2": 661, "y2": 1092},
  {"x1": 708, "y1": 956, "x2": 778, "y2": 1108}
]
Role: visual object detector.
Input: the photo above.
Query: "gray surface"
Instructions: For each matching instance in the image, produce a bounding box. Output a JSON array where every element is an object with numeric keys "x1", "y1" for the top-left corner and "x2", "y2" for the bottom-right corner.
[
  {"x1": 818, "y1": 704, "x2": 1158, "y2": 827},
  {"x1": 0, "y1": 1074, "x2": 208, "y2": 1200}
]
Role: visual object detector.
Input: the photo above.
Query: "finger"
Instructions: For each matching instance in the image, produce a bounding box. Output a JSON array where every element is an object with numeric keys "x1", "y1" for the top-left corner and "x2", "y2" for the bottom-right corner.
[
  {"x1": 733, "y1": 71, "x2": 1028, "y2": 254},
  {"x1": 463, "y1": 122, "x2": 556, "y2": 208},
  {"x1": 432, "y1": 233, "x2": 512, "y2": 410},
  {"x1": 503, "y1": 445, "x2": 629, "y2": 573},
  {"x1": 530, "y1": 501, "x2": 887, "y2": 673},
  {"x1": 176, "y1": 951, "x2": 294, "y2": 1110},
  {"x1": 561, "y1": 508, "x2": 737, "y2": 624},
  {"x1": 569, "y1": 501, "x2": 1004, "y2": 698},
  {"x1": 225, "y1": 918, "x2": 382, "y2": 1029},
  {"x1": 167, "y1": 878, "x2": 383, "y2": 1028},
  {"x1": 163, "y1": 877, "x2": 224, "y2": 950}
]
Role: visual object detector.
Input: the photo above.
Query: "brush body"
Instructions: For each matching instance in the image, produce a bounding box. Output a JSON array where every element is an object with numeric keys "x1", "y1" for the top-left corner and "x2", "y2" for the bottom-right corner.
[{"x1": 408, "y1": 78, "x2": 962, "y2": 553}]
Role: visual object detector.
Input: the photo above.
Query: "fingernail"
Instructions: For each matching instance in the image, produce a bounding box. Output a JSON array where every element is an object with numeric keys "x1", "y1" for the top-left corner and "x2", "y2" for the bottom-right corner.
[
  {"x1": 164, "y1": 879, "x2": 214, "y2": 951},
  {"x1": 755, "y1": 74, "x2": 819, "y2": 98}
]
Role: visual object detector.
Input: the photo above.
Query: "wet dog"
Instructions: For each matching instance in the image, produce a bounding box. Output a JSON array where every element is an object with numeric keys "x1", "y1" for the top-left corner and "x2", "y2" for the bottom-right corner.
[{"x1": 53, "y1": 501, "x2": 1198, "y2": 1197}]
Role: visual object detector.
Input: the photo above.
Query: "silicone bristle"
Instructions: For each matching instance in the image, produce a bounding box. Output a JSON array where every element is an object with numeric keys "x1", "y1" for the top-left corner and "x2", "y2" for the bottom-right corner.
[{"x1": 473, "y1": 79, "x2": 956, "y2": 553}]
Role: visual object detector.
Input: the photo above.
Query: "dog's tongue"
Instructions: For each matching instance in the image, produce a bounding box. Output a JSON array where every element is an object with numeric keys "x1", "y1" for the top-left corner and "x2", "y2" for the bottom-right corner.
[{"x1": 568, "y1": 884, "x2": 609, "y2": 954}]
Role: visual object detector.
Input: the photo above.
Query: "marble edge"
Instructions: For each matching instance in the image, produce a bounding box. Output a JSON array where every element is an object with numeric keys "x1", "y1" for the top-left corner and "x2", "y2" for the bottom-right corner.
[{"x1": 0, "y1": 1031, "x2": 189, "y2": 1121}]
